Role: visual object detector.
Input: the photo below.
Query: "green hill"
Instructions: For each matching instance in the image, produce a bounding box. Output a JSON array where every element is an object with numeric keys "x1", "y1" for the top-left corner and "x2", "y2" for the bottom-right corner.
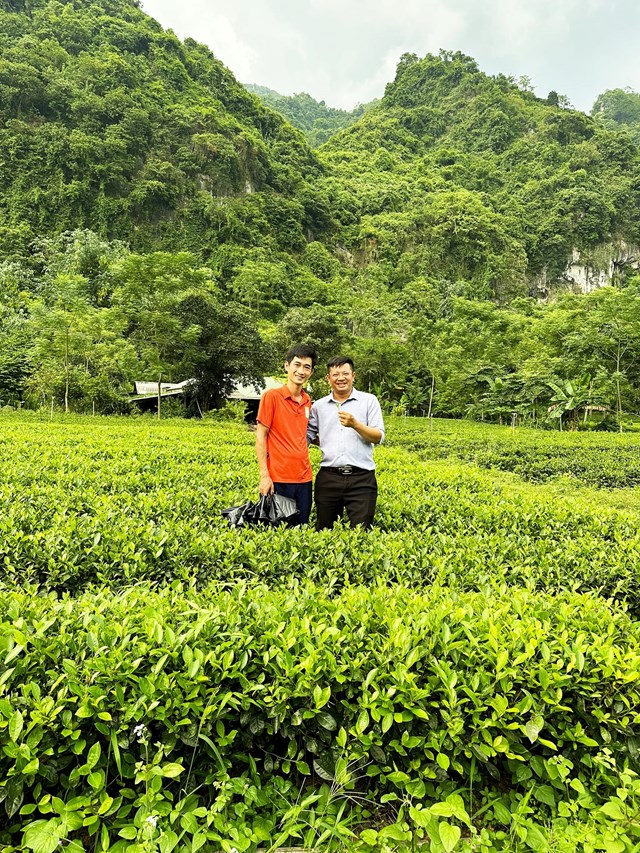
[
  {"x1": 0, "y1": 0, "x2": 329, "y2": 262},
  {"x1": 245, "y1": 83, "x2": 376, "y2": 146},
  {"x1": 2, "y1": 3, "x2": 640, "y2": 421},
  {"x1": 317, "y1": 51, "x2": 640, "y2": 301},
  {"x1": 592, "y1": 86, "x2": 640, "y2": 145}
]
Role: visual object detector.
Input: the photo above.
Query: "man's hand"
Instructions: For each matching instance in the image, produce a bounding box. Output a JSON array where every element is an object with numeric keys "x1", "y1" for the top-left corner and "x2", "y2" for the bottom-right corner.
[
  {"x1": 255, "y1": 423, "x2": 274, "y2": 495},
  {"x1": 259, "y1": 474, "x2": 274, "y2": 496},
  {"x1": 338, "y1": 409, "x2": 383, "y2": 445},
  {"x1": 338, "y1": 410, "x2": 358, "y2": 429}
]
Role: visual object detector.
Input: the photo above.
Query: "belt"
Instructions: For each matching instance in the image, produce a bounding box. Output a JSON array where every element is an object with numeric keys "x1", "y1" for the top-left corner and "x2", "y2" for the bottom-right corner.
[{"x1": 322, "y1": 465, "x2": 370, "y2": 476}]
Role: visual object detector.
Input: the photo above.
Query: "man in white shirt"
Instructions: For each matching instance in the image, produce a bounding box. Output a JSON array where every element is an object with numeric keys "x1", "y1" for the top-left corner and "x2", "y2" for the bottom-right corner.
[{"x1": 307, "y1": 355, "x2": 384, "y2": 530}]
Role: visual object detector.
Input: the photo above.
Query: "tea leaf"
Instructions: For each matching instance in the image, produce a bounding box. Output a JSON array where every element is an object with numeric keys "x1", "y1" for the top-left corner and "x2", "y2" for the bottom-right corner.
[
  {"x1": 439, "y1": 821, "x2": 461, "y2": 853},
  {"x1": 9, "y1": 710, "x2": 23, "y2": 743},
  {"x1": 23, "y1": 820, "x2": 62, "y2": 853}
]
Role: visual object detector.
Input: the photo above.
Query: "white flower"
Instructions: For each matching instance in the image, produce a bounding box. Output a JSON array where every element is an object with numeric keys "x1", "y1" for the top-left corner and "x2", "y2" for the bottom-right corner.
[
  {"x1": 145, "y1": 815, "x2": 159, "y2": 828},
  {"x1": 133, "y1": 724, "x2": 148, "y2": 741}
]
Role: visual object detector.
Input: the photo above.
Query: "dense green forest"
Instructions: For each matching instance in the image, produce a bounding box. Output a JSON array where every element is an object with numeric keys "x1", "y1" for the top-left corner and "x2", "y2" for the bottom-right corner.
[
  {"x1": 2, "y1": 0, "x2": 640, "y2": 424},
  {"x1": 245, "y1": 84, "x2": 376, "y2": 147},
  {"x1": 592, "y1": 86, "x2": 640, "y2": 145}
]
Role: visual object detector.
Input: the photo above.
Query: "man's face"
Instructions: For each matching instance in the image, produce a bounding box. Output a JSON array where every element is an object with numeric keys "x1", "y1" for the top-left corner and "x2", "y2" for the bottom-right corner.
[
  {"x1": 285, "y1": 356, "x2": 314, "y2": 386},
  {"x1": 327, "y1": 363, "x2": 355, "y2": 397}
]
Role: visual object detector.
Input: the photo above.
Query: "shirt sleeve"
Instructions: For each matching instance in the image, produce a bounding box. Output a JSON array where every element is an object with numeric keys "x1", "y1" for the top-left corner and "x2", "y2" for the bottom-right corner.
[
  {"x1": 368, "y1": 395, "x2": 385, "y2": 443},
  {"x1": 257, "y1": 390, "x2": 275, "y2": 430},
  {"x1": 307, "y1": 402, "x2": 319, "y2": 443}
]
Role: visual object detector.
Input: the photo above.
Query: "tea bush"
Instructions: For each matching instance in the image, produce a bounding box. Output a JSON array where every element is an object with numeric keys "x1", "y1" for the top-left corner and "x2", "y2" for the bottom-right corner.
[
  {"x1": 387, "y1": 416, "x2": 640, "y2": 488},
  {"x1": 2, "y1": 413, "x2": 640, "y2": 851},
  {"x1": 0, "y1": 581, "x2": 639, "y2": 851},
  {"x1": 1, "y1": 417, "x2": 640, "y2": 613}
]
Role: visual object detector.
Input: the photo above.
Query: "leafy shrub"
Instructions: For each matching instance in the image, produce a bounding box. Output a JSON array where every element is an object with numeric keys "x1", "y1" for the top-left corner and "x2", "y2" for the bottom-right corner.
[
  {"x1": 387, "y1": 415, "x2": 640, "y2": 488},
  {"x1": 0, "y1": 581, "x2": 639, "y2": 851},
  {"x1": 1, "y1": 416, "x2": 640, "y2": 615},
  {"x1": 203, "y1": 400, "x2": 249, "y2": 423}
]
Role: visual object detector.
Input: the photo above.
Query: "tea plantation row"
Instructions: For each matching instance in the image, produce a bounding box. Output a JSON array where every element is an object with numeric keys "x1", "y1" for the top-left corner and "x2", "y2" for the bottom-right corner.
[
  {"x1": 387, "y1": 417, "x2": 640, "y2": 488},
  {"x1": 1, "y1": 580, "x2": 639, "y2": 852},
  {"x1": 1, "y1": 413, "x2": 639, "y2": 852},
  {"x1": 1, "y1": 416, "x2": 640, "y2": 612}
]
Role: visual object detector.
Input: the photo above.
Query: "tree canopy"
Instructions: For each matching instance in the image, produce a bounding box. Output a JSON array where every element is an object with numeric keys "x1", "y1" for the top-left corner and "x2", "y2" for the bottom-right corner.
[{"x1": 2, "y1": 1, "x2": 640, "y2": 423}]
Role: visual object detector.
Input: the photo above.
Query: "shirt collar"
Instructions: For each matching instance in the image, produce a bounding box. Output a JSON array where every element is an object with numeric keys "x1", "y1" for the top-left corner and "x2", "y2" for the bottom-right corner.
[
  {"x1": 281, "y1": 384, "x2": 310, "y2": 403},
  {"x1": 330, "y1": 388, "x2": 359, "y2": 404}
]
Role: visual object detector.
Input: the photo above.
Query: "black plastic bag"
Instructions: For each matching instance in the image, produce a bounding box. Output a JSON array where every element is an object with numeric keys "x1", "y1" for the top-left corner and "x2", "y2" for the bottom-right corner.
[{"x1": 222, "y1": 493, "x2": 299, "y2": 527}]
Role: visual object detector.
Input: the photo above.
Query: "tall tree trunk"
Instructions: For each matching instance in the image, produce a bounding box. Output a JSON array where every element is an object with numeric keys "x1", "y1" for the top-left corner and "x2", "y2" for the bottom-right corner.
[
  {"x1": 616, "y1": 342, "x2": 623, "y2": 431},
  {"x1": 64, "y1": 324, "x2": 70, "y2": 414},
  {"x1": 427, "y1": 375, "x2": 435, "y2": 419}
]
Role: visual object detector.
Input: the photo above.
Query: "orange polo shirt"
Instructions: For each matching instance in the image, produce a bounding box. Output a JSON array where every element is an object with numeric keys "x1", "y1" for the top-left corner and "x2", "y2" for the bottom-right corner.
[{"x1": 257, "y1": 385, "x2": 312, "y2": 483}]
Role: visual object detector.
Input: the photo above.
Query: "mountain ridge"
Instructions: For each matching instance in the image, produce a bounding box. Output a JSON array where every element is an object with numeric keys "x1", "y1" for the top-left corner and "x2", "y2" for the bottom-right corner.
[{"x1": 3, "y1": 0, "x2": 640, "y2": 418}]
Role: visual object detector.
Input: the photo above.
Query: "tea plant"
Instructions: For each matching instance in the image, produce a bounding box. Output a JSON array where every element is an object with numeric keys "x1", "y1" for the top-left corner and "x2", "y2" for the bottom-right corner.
[
  {"x1": 1, "y1": 413, "x2": 640, "y2": 851},
  {"x1": 387, "y1": 415, "x2": 640, "y2": 488},
  {"x1": 1, "y1": 580, "x2": 639, "y2": 851},
  {"x1": 1, "y1": 416, "x2": 640, "y2": 613}
]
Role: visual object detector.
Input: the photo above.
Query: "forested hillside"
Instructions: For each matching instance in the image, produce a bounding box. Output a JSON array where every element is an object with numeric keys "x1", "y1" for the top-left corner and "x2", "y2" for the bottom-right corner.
[
  {"x1": 0, "y1": 0, "x2": 339, "y2": 412},
  {"x1": 0, "y1": 0, "x2": 329, "y2": 258},
  {"x1": 320, "y1": 51, "x2": 640, "y2": 297},
  {"x1": 592, "y1": 86, "x2": 640, "y2": 145},
  {"x1": 2, "y1": 0, "x2": 640, "y2": 423},
  {"x1": 245, "y1": 84, "x2": 375, "y2": 146}
]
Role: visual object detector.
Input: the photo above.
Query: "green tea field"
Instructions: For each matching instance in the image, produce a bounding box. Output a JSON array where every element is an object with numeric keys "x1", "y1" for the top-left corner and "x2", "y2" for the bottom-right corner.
[{"x1": 1, "y1": 413, "x2": 639, "y2": 853}]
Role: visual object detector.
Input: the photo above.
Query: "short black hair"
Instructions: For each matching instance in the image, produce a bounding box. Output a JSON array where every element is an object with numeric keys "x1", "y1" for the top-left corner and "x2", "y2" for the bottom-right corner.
[
  {"x1": 285, "y1": 344, "x2": 318, "y2": 368},
  {"x1": 326, "y1": 355, "x2": 354, "y2": 372}
]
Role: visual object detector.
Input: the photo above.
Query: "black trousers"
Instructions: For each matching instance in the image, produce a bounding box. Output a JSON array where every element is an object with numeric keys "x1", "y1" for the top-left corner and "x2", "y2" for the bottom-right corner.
[
  {"x1": 274, "y1": 481, "x2": 313, "y2": 525},
  {"x1": 314, "y1": 467, "x2": 378, "y2": 530}
]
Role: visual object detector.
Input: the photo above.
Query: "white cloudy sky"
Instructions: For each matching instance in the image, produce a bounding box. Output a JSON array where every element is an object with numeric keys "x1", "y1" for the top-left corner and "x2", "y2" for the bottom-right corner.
[{"x1": 139, "y1": 0, "x2": 639, "y2": 113}]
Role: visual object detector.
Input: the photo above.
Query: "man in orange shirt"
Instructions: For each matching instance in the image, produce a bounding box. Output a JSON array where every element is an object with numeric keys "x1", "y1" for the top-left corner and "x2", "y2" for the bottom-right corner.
[{"x1": 255, "y1": 344, "x2": 317, "y2": 525}]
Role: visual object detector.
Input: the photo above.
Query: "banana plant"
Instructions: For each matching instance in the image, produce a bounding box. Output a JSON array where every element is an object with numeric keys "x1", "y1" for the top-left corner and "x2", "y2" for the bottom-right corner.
[{"x1": 546, "y1": 375, "x2": 594, "y2": 430}]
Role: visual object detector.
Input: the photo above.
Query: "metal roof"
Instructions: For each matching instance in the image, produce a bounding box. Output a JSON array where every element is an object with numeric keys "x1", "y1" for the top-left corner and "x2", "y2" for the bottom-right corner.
[
  {"x1": 228, "y1": 377, "x2": 282, "y2": 401},
  {"x1": 130, "y1": 377, "x2": 285, "y2": 402},
  {"x1": 131, "y1": 379, "x2": 195, "y2": 400}
]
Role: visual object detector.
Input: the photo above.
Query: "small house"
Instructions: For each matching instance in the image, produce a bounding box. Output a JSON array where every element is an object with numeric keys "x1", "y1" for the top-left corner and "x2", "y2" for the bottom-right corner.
[
  {"x1": 228, "y1": 377, "x2": 282, "y2": 421},
  {"x1": 130, "y1": 379, "x2": 195, "y2": 412}
]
